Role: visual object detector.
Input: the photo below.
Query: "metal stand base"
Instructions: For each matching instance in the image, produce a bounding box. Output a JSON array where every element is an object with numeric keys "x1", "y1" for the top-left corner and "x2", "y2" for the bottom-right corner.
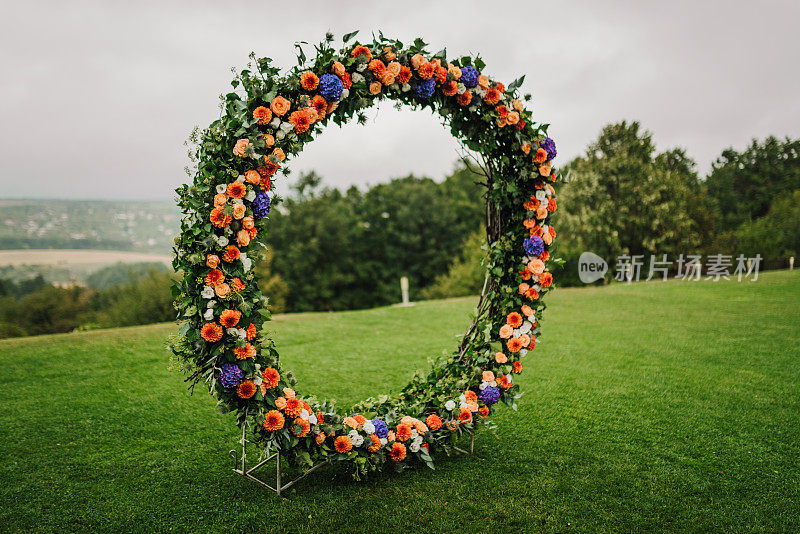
[
  {"x1": 229, "y1": 426, "x2": 327, "y2": 500},
  {"x1": 452, "y1": 432, "x2": 475, "y2": 455}
]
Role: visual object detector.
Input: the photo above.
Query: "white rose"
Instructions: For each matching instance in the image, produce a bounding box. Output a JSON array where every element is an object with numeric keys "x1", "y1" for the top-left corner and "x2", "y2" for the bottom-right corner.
[
  {"x1": 401, "y1": 83, "x2": 411, "y2": 92},
  {"x1": 410, "y1": 429, "x2": 419, "y2": 439},
  {"x1": 444, "y1": 400, "x2": 456, "y2": 411},
  {"x1": 215, "y1": 184, "x2": 226, "y2": 194},
  {"x1": 409, "y1": 441, "x2": 420, "y2": 453},
  {"x1": 536, "y1": 190, "x2": 547, "y2": 202},
  {"x1": 269, "y1": 117, "x2": 280, "y2": 128},
  {"x1": 237, "y1": 328, "x2": 246, "y2": 339},
  {"x1": 341, "y1": 88, "x2": 349, "y2": 99},
  {"x1": 245, "y1": 190, "x2": 256, "y2": 201},
  {"x1": 352, "y1": 72, "x2": 364, "y2": 83},
  {"x1": 300, "y1": 409, "x2": 309, "y2": 419},
  {"x1": 216, "y1": 235, "x2": 228, "y2": 247},
  {"x1": 276, "y1": 130, "x2": 286, "y2": 140},
  {"x1": 362, "y1": 421, "x2": 375, "y2": 434},
  {"x1": 201, "y1": 286, "x2": 214, "y2": 299},
  {"x1": 241, "y1": 253, "x2": 252, "y2": 272},
  {"x1": 203, "y1": 308, "x2": 215, "y2": 321},
  {"x1": 280, "y1": 121, "x2": 293, "y2": 133},
  {"x1": 519, "y1": 322, "x2": 532, "y2": 334},
  {"x1": 380, "y1": 437, "x2": 388, "y2": 446},
  {"x1": 308, "y1": 415, "x2": 318, "y2": 426}
]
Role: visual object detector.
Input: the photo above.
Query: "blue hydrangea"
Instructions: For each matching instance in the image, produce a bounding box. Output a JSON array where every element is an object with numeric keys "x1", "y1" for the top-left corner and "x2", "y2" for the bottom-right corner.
[
  {"x1": 414, "y1": 78, "x2": 436, "y2": 99},
  {"x1": 253, "y1": 192, "x2": 271, "y2": 219},
  {"x1": 460, "y1": 66, "x2": 479, "y2": 88},
  {"x1": 478, "y1": 386, "x2": 500, "y2": 406},
  {"x1": 523, "y1": 236, "x2": 544, "y2": 256},
  {"x1": 371, "y1": 418, "x2": 389, "y2": 439},
  {"x1": 319, "y1": 73, "x2": 344, "y2": 102},
  {"x1": 219, "y1": 363, "x2": 243, "y2": 389},
  {"x1": 541, "y1": 136, "x2": 557, "y2": 161}
]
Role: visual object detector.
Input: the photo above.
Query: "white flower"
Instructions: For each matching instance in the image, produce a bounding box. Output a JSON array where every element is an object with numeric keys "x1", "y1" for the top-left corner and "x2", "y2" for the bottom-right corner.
[
  {"x1": 269, "y1": 117, "x2": 280, "y2": 128},
  {"x1": 236, "y1": 175, "x2": 245, "y2": 182},
  {"x1": 349, "y1": 430, "x2": 364, "y2": 447},
  {"x1": 203, "y1": 308, "x2": 215, "y2": 321},
  {"x1": 252, "y1": 375, "x2": 262, "y2": 386},
  {"x1": 409, "y1": 440, "x2": 421, "y2": 453},
  {"x1": 352, "y1": 72, "x2": 364, "y2": 83},
  {"x1": 380, "y1": 437, "x2": 388, "y2": 446},
  {"x1": 356, "y1": 62, "x2": 366, "y2": 72},
  {"x1": 341, "y1": 88, "x2": 349, "y2": 99},
  {"x1": 362, "y1": 421, "x2": 375, "y2": 434},
  {"x1": 237, "y1": 328, "x2": 246, "y2": 339},
  {"x1": 457, "y1": 83, "x2": 466, "y2": 94},
  {"x1": 479, "y1": 382, "x2": 488, "y2": 390},
  {"x1": 276, "y1": 130, "x2": 286, "y2": 140},
  {"x1": 459, "y1": 394, "x2": 466, "y2": 404},
  {"x1": 201, "y1": 285, "x2": 214, "y2": 299},
  {"x1": 226, "y1": 328, "x2": 238, "y2": 337},
  {"x1": 280, "y1": 121, "x2": 294, "y2": 133},
  {"x1": 224, "y1": 227, "x2": 232, "y2": 236},
  {"x1": 241, "y1": 253, "x2": 252, "y2": 272},
  {"x1": 489, "y1": 380, "x2": 497, "y2": 388},
  {"x1": 519, "y1": 322, "x2": 532, "y2": 334},
  {"x1": 309, "y1": 415, "x2": 318, "y2": 425},
  {"x1": 216, "y1": 235, "x2": 229, "y2": 247},
  {"x1": 206, "y1": 299, "x2": 216, "y2": 309},
  {"x1": 444, "y1": 400, "x2": 456, "y2": 411},
  {"x1": 232, "y1": 198, "x2": 244, "y2": 206},
  {"x1": 300, "y1": 409, "x2": 309, "y2": 419},
  {"x1": 535, "y1": 190, "x2": 547, "y2": 202},
  {"x1": 245, "y1": 189, "x2": 256, "y2": 201},
  {"x1": 519, "y1": 349, "x2": 528, "y2": 358},
  {"x1": 215, "y1": 184, "x2": 226, "y2": 194},
  {"x1": 401, "y1": 83, "x2": 411, "y2": 92}
]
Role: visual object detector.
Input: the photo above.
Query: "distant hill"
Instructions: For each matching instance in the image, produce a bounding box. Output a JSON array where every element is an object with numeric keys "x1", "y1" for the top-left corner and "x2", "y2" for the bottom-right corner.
[{"x1": 0, "y1": 199, "x2": 179, "y2": 253}]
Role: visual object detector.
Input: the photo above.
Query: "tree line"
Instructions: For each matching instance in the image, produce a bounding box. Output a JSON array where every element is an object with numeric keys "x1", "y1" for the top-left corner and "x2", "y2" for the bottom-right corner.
[{"x1": 1, "y1": 121, "x2": 797, "y2": 337}]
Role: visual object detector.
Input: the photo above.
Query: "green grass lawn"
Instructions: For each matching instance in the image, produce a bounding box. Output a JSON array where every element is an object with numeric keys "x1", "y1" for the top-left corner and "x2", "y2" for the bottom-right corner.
[{"x1": 1, "y1": 271, "x2": 799, "y2": 533}]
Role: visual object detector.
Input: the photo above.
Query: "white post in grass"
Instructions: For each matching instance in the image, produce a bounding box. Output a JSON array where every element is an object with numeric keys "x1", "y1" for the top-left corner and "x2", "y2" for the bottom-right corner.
[
  {"x1": 790, "y1": 256, "x2": 795, "y2": 270},
  {"x1": 399, "y1": 276, "x2": 414, "y2": 307}
]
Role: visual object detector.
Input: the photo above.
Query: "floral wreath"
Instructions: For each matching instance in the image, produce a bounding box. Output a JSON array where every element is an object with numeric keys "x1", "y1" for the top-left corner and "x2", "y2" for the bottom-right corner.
[{"x1": 171, "y1": 32, "x2": 559, "y2": 479}]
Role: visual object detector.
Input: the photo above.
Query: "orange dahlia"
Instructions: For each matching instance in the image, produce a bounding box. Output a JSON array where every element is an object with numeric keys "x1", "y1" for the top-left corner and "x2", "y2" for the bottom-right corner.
[
  {"x1": 204, "y1": 269, "x2": 224, "y2": 286},
  {"x1": 210, "y1": 207, "x2": 232, "y2": 228},
  {"x1": 200, "y1": 322, "x2": 223, "y2": 342},
  {"x1": 507, "y1": 337, "x2": 524, "y2": 353},
  {"x1": 507, "y1": 312, "x2": 523, "y2": 328},
  {"x1": 334, "y1": 435, "x2": 353, "y2": 453},
  {"x1": 220, "y1": 245, "x2": 238, "y2": 263},
  {"x1": 465, "y1": 390, "x2": 477, "y2": 403},
  {"x1": 498, "y1": 374, "x2": 512, "y2": 389},
  {"x1": 389, "y1": 442, "x2": 407, "y2": 462},
  {"x1": 484, "y1": 87, "x2": 501, "y2": 105},
  {"x1": 237, "y1": 380, "x2": 256, "y2": 399},
  {"x1": 395, "y1": 423, "x2": 412, "y2": 442},
  {"x1": 368, "y1": 59, "x2": 386, "y2": 74},
  {"x1": 479, "y1": 405, "x2": 490, "y2": 417},
  {"x1": 288, "y1": 109, "x2": 313, "y2": 133},
  {"x1": 456, "y1": 91, "x2": 472, "y2": 106},
  {"x1": 261, "y1": 367, "x2": 280, "y2": 389},
  {"x1": 426, "y1": 414, "x2": 442, "y2": 430},
  {"x1": 231, "y1": 277, "x2": 245, "y2": 291},
  {"x1": 350, "y1": 45, "x2": 372, "y2": 59},
  {"x1": 397, "y1": 65, "x2": 412, "y2": 85},
  {"x1": 233, "y1": 343, "x2": 256, "y2": 360},
  {"x1": 253, "y1": 106, "x2": 272, "y2": 125},
  {"x1": 442, "y1": 80, "x2": 458, "y2": 96},
  {"x1": 367, "y1": 434, "x2": 382, "y2": 452},
  {"x1": 246, "y1": 323, "x2": 257, "y2": 341},
  {"x1": 219, "y1": 309, "x2": 241, "y2": 328},
  {"x1": 534, "y1": 148, "x2": 548, "y2": 163},
  {"x1": 226, "y1": 182, "x2": 246, "y2": 199},
  {"x1": 300, "y1": 71, "x2": 319, "y2": 91},
  {"x1": 292, "y1": 418, "x2": 311, "y2": 437},
  {"x1": 513, "y1": 361, "x2": 523, "y2": 374},
  {"x1": 458, "y1": 408, "x2": 472, "y2": 423},
  {"x1": 539, "y1": 272, "x2": 553, "y2": 287},
  {"x1": 284, "y1": 397, "x2": 302, "y2": 418},
  {"x1": 263, "y1": 410, "x2": 285, "y2": 431}
]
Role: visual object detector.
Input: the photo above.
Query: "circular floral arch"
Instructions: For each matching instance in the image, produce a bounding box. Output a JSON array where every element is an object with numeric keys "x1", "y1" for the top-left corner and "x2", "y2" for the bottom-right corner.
[{"x1": 171, "y1": 32, "x2": 559, "y2": 478}]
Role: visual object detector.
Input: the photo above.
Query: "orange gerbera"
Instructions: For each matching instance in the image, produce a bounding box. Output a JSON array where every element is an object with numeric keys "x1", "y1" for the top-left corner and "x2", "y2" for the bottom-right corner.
[
  {"x1": 205, "y1": 269, "x2": 224, "y2": 286},
  {"x1": 367, "y1": 434, "x2": 382, "y2": 452},
  {"x1": 300, "y1": 71, "x2": 319, "y2": 91},
  {"x1": 244, "y1": 170, "x2": 261, "y2": 185},
  {"x1": 233, "y1": 343, "x2": 256, "y2": 360},
  {"x1": 222, "y1": 245, "x2": 240, "y2": 263},
  {"x1": 426, "y1": 414, "x2": 442, "y2": 430},
  {"x1": 284, "y1": 397, "x2": 302, "y2": 418},
  {"x1": 263, "y1": 410, "x2": 285, "y2": 431},
  {"x1": 270, "y1": 95, "x2": 291, "y2": 116},
  {"x1": 253, "y1": 106, "x2": 272, "y2": 125},
  {"x1": 523, "y1": 197, "x2": 539, "y2": 211},
  {"x1": 507, "y1": 337, "x2": 524, "y2": 353},
  {"x1": 507, "y1": 312, "x2": 523, "y2": 328},
  {"x1": 334, "y1": 435, "x2": 353, "y2": 453},
  {"x1": 260, "y1": 367, "x2": 279, "y2": 389},
  {"x1": 350, "y1": 45, "x2": 372, "y2": 59},
  {"x1": 316, "y1": 411, "x2": 325, "y2": 425},
  {"x1": 227, "y1": 181, "x2": 246, "y2": 199},
  {"x1": 288, "y1": 108, "x2": 313, "y2": 133},
  {"x1": 456, "y1": 91, "x2": 472, "y2": 106},
  {"x1": 395, "y1": 423, "x2": 412, "y2": 442},
  {"x1": 210, "y1": 207, "x2": 232, "y2": 228},
  {"x1": 513, "y1": 361, "x2": 523, "y2": 374},
  {"x1": 200, "y1": 322, "x2": 223, "y2": 342},
  {"x1": 237, "y1": 380, "x2": 256, "y2": 399},
  {"x1": 389, "y1": 442, "x2": 407, "y2": 462},
  {"x1": 292, "y1": 418, "x2": 311, "y2": 437},
  {"x1": 340, "y1": 72, "x2": 352, "y2": 89},
  {"x1": 457, "y1": 408, "x2": 472, "y2": 423},
  {"x1": 231, "y1": 277, "x2": 245, "y2": 291},
  {"x1": 219, "y1": 309, "x2": 241, "y2": 328}
]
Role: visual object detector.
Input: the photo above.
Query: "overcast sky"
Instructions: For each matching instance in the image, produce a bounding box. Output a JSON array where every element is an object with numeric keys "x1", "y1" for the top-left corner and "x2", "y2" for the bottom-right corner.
[{"x1": 1, "y1": 1, "x2": 798, "y2": 200}]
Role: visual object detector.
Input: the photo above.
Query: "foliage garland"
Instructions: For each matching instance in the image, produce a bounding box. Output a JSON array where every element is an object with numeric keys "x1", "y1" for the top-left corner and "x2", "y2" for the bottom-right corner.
[{"x1": 171, "y1": 32, "x2": 561, "y2": 478}]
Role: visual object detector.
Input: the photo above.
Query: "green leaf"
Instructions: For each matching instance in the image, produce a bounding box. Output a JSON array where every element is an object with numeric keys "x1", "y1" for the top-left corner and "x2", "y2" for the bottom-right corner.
[{"x1": 342, "y1": 30, "x2": 359, "y2": 43}]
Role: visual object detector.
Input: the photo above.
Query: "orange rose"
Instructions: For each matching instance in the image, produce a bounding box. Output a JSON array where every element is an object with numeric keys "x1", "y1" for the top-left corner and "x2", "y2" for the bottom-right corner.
[
  {"x1": 270, "y1": 96, "x2": 291, "y2": 116},
  {"x1": 275, "y1": 396, "x2": 287, "y2": 410},
  {"x1": 206, "y1": 254, "x2": 219, "y2": 268},
  {"x1": 263, "y1": 134, "x2": 275, "y2": 147},
  {"x1": 411, "y1": 53, "x2": 424, "y2": 69},
  {"x1": 507, "y1": 111, "x2": 520, "y2": 125},
  {"x1": 214, "y1": 283, "x2": 230, "y2": 298},
  {"x1": 242, "y1": 216, "x2": 254, "y2": 230},
  {"x1": 232, "y1": 204, "x2": 246, "y2": 220},
  {"x1": 213, "y1": 193, "x2": 227, "y2": 207},
  {"x1": 386, "y1": 61, "x2": 401, "y2": 77},
  {"x1": 499, "y1": 324, "x2": 513, "y2": 339},
  {"x1": 244, "y1": 170, "x2": 261, "y2": 185},
  {"x1": 542, "y1": 232, "x2": 553, "y2": 245},
  {"x1": 536, "y1": 206, "x2": 549, "y2": 220},
  {"x1": 539, "y1": 163, "x2": 551, "y2": 177},
  {"x1": 448, "y1": 63, "x2": 461, "y2": 79},
  {"x1": 478, "y1": 75, "x2": 490, "y2": 90},
  {"x1": 495, "y1": 352, "x2": 508, "y2": 364},
  {"x1": 521, "y1": 142, "x2": 531, "y2": 155},
  {"x1": 513, "y1": 99, "x2": 523, "y2": 111},
  {"x1": 521, "y1": 305, "x2": 534, "y2": 317},
  {"x1": 233, "y1": 139, "x2": 250, "y2": 157},
  {"x1": 237, "y1": 229, "x2": 251, "y2": 247},
  {"x1": 527, "y1": 259, "x2": 545, "y2": 275},
  {"x1": 482, "y1": 370, "x2": 495, "y2": 382},
  {"x1": 369, "y1": 82, "x2": 382, "y2": 95},
  {"x1": 332, "y1": 61, "x2": 345, "y2": 76},
  {"x1": 383, "y1": 46, "x2": 396, "y2": 61},
  {"x1": 272, "y1": 147, "x2": 285, "y2": 162}
]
